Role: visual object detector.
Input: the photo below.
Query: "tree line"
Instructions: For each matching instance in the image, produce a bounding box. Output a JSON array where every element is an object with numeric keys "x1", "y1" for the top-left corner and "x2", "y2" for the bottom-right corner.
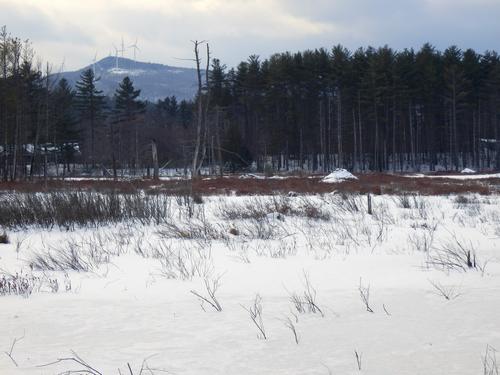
[
  {"x1": 0, "y1": 26, "x2": 196, "y2": 180},
  {"x1": 207, "y1": 43, "x2": 500, "y2": 172},
  {"x1": 1, "y1": 26, "x2": 499, "y2": 181}
]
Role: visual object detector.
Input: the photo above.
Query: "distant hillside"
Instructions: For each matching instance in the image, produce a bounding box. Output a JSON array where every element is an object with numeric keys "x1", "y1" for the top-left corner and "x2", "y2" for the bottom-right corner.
[{"x1": 58, "y1": 56, "x2": 199, "y2": 102}]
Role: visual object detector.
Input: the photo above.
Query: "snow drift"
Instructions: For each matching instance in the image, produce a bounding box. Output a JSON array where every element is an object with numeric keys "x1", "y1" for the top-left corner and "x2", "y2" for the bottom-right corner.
[
  {"x1": 321, "y1": 169, "x2": 358, "y2": 183},
  {"x1": 461, "y1": 168, "x2": 476, "y2": 174}
]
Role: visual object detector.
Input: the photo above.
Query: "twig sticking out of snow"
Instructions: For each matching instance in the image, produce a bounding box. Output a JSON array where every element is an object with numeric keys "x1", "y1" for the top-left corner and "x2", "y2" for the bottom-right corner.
[
  {"x1": 383, "y1": 304, "x2": 391, "y2": 316},
  {"x1": 39, "y1": 351, "x2": 169, "y2": 375},
  {"x1": 428, "y1": 279, "x2": 461, "y2": 300},
  {"x1": 427, "y1": 237, "x2": 486, "y2": 273},
  {"x1": 281, "y1": 315, "x2": 299, "y2": 344},
  {"x1": 289, "y1": 272, "x2": 324, "y2": 317},
  {"x1": 367, "y1": 193, "x2": 373, "y2": 215},
  {"x1": 359, "y1": 278, "x2": 374, "y2": 313},
  {"x1": 38, "y1": 350, "x2": 103, "y2": 375},
  {"x1": 4, "y1": 332, "x2": 25, "y2": 367},
  {"x1": 321, "y1": 363, "x2": 333, "y2": 374},
  {"x1": 483, "y1": 345, "x2": 499, "y2": 375},
  {"x1": 190, "y1": 275, "x2": 223, "y2": 312},
  {"x1": 355, "y1": 350, "x2": 363, "y2": 371},
  {"x1": 241, "y1": 294, "x2": 267, "y2": 340}
]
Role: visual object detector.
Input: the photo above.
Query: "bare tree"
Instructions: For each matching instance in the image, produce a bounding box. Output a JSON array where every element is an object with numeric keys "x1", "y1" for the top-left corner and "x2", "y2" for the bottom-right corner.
[{"x1": 191, "y1": 40, "x2": 207, "y2": 178}]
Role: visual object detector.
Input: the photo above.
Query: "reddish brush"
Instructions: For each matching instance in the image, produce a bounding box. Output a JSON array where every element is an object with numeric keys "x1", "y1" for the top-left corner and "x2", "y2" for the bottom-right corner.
[{"x1": 0, "y1": 174, "x2": 496, "y2": 196}]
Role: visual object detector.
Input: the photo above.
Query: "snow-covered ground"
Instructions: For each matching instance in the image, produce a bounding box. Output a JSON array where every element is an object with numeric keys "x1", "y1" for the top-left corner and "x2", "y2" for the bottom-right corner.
[{"x1": 1, "y1": 193, "x2": 499, "y2": 374}]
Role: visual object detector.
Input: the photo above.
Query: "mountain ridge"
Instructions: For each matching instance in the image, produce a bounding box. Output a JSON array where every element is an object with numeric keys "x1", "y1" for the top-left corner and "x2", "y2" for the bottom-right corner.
[{"x1": 58, "y1": 56, "x2": 199, "y2": 102}]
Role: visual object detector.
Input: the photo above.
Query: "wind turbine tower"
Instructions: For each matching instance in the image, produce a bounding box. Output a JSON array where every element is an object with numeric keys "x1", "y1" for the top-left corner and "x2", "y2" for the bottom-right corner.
[
  {"x1": 129, "y1": 38, "x2": 140, "y2": 62},
  {"x1": 112, "y1": 43, "x2": 125, "y2": 69},
  {"x1": 112, "y1": 44, "x2": 119, "y2": 69},
  {"x1": 121, "y1": 36, "x2": 125, "y2": 58},
  {"x1": 92, "y1": 52, "x2": 98, "y2": 75}
]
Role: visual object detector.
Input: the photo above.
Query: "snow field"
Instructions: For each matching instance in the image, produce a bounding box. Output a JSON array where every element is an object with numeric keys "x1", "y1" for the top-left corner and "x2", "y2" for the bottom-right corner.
[{"x1": 0, "y1": 193, "x2": 499, "y2": 374}]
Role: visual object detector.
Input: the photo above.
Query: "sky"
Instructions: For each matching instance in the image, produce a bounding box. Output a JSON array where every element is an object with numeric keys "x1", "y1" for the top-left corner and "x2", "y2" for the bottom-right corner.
[{"x1": 0, "y1": 0, "x2": 499, "y2": 71}]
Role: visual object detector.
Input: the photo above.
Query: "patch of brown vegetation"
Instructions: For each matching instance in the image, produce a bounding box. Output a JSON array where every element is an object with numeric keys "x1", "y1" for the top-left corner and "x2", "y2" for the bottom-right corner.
[{"x1": 0, "y1": 174, "x2": 498, "y2": 196}]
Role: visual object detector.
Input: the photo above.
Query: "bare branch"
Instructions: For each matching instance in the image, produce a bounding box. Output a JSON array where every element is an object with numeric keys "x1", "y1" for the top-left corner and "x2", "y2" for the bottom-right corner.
[
  {"x1": 358, "y1": 278, "x2": 374, "y2": 313},
  {"x1": 241, "y1": 294, "x2": 267, "y2": 340},
  {"x1": 4, "y1": 331, "x2": 25, "y2": 367},
  {"x1": 190, "y1": 275, "x2": 223, "y2": 312}
]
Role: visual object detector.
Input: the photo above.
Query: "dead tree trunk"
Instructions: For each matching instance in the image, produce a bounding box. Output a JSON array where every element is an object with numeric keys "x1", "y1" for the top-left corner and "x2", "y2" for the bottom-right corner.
[
  {"x1": 151, "y1": 139, "x2": 159, "y2": 180},
  {"x1": 358, "y1": 91, "x2": 364, "y2": 171},
  {"x1": 191, "y1": 40, "x2": 205, "y2": 178},
  {"x1": 352, "y1": 106, "x2": 357, "y2": 171},
  {"x1": 337, "y1": 89, "x2": 343, "y2": 168},
  {"x1": 319, "y1": 99, "x2": 325, "y2": 172},
  {"x1": 197, "y1": 43, "x2": 211, "y2": 175},
  {"x1": 215, "y1": 106, "x2": 223, "y2": 177}
]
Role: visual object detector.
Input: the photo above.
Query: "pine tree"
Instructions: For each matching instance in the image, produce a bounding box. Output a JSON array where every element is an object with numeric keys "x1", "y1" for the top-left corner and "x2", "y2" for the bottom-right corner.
[
  {"x1": 443, "y1": 46, "x2": 468, "y2": 169},
  {"x1": 112, "y1": 76, "x2": 145, "y2": 175},
  {"x1": 75, "y1": 68, "x2": 106, "y2": 169},
  {"x1": 52, "y1": 78, "x2": 79, "y2": 174},
  {"x1": 210, "y1": 59, "x2": 229, "y2": 107},
  {"x1": 178, "y1": 100, "x2": 192, "y2": 128}
]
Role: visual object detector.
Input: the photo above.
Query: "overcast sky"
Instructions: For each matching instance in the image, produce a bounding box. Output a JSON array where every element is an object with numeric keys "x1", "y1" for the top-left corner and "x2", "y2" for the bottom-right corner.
[{"x1": 1, "y1": 0, "x2": 499, "y2": 71}]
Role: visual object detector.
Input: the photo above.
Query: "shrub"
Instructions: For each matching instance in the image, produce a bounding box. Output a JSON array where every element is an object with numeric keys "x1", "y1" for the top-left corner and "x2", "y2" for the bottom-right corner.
[
  {"x1": 396, "y1": 194, "x2": 413, "y2": 209},
  {"x1": 0, "y1": 232, "x2": 9, "y2": 244},
  {"x1": 0, "y1": 191, "x2": 173, "y2": 229},
  {"x1": 192, "y1": 193, "x2": 204, "y2": 204},
  {"x1": 1, "y1": 273, "x2": 36, "y2": 297},
  {"x1": 289, "y1": 272, "x2": 324, "y2": 316},
  {"x1": 158, "y1": 220, "x2": 226, "y2": 241},
  {"x1": 29, "y1": 238, "x2": 109, "y2": 272},
  {"x1": 427, "y1": 238, "x2": 485, "y2": 273},
  {"x1": 242, "y1": 294, "x2": 267, "y2": 340},
  {"x1": 454, "y1": 195, "x2": 470, "y2": 205}
]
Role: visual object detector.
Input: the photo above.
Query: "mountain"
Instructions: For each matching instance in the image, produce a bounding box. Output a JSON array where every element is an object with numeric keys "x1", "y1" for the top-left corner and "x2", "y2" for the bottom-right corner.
[{"x1": 58, "y1": 56, "x2": 200, "y2": 102}]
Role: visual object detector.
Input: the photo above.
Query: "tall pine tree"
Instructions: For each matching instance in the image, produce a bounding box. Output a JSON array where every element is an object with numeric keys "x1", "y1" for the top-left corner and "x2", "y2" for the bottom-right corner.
[
  {"x1": 75, "y1": 68, "x2": 106, "y2": 169},
  {"x1": 52, "y1": 78, "x2": 79, "y2": 174},
  {"x1": 112, "y1": 76, "x2": 145, "y2": 176}
]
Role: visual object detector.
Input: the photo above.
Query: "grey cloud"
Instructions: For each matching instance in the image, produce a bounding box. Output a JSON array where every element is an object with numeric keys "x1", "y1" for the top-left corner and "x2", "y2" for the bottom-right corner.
[
  {"x1": 1, "y1": 0, "x2": 499, "y2": 71},
  {"x1": 1, "y1": 6, "x2": 93, "y2": 45}
]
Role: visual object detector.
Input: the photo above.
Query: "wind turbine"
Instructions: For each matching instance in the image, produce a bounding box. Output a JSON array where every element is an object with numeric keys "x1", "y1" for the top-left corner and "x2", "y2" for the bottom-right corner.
[
  {"x1": 59, "y1": 57, "x2": 66, "y2": 74},
  {"x1": 129, "y1": 38, "x2": 140, "y2": 62},
  {"x1": 92, "y1": 52, "x2": 98, "y2": 75},
  {"x1": 121, "y1": 36, "x2": 125, "y2": 58},
  {"x1": 112, "y1": 43, "x2": 123, "y2": 69}
]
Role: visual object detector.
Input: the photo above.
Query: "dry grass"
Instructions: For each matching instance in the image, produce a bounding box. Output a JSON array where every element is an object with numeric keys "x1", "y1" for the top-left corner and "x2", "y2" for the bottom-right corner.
[{"x1": 0, "y1": 173, "x2": 498, "y2": 196}]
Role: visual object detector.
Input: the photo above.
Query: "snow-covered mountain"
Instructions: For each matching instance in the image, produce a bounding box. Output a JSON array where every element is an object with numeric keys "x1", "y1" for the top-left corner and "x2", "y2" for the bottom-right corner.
[{"x1": 58, "y1": 56, "x2": 199, "y2": 102}]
